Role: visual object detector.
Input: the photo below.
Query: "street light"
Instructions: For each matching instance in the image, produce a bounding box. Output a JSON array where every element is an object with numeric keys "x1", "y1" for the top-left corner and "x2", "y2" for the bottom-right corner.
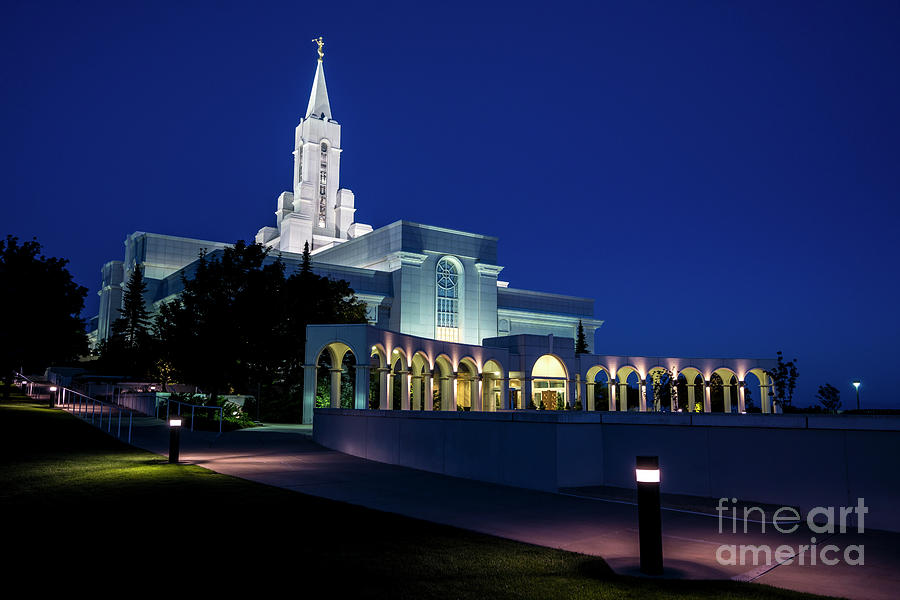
[
  {"x1": 48, "y1": 386, "x2": 58, "y2": 409},
  {"x1": 852, "y1": 381, "x2": 861, "y2": 411},
  {"x1": 636, "y1": 455, "x2": 663, "y2": 575},
  {"x1": 168, "y1": 418, "x2": 182, "y2": 463}
]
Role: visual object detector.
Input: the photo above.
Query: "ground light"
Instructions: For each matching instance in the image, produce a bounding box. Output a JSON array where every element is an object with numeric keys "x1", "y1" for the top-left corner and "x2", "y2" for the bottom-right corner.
[
  {"x1": 169, "y1": 418, "x2": 182, "y2": 463},
  {"x1": 48, "y1": 385, "x2": 58, "y2": 409},
  {"x1": 636, "y1": 455, "x2": 663, "y2": 575},
  {"x1": 852, "y1": 380, "x2": 861, "y2": 410}
]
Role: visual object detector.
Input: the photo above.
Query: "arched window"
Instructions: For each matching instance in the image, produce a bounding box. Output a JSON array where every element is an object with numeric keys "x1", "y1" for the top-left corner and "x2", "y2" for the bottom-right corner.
[{"x1": 435, "y1": 257, "x2": 460, "y2": 342}]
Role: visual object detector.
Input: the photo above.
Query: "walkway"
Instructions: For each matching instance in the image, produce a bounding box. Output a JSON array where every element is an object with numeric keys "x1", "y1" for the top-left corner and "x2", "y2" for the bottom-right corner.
[{"x1": 122, "y1": 415, "x2": 897, "y2": 600}]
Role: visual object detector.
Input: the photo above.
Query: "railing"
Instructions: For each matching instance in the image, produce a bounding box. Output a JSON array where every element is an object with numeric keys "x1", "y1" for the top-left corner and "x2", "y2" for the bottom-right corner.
[
  {"x1": 16, "y1": 372, "x2": 135, "y2": 443},
  {"x1": 16, "y1": 372, "x2": 224, "y2": 435},
  {"x1": 162, "y1": 397, "x2": 224, "y2": 434}
]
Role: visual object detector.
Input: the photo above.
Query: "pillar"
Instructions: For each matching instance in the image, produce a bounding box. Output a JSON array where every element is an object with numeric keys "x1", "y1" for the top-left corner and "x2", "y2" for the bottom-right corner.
[
  {"x1": 586, "y1": 382, "x2": 595, "y2": 411},
  {"x1": 738, "y1": 381, "x2": 746, "y2": 413},
  {"x1": 378, "y1": 367, "x2": 390, "y2": 410},
  {"x1": 399, "y1": 370, "x2": 410, "y2": 410},
  {"x1": 442, "y1": 374, "x2": 457, "y2": 411},
  {"x1": 354, "y1": 365, "x2": 370, "y2": 409},
  {"x1": 639, "y1": 379, "x2": 647, "y2": 412},
  {"x1": 473, "y1": 374, "x2": 482, "y2": 411},
  {"x1": 618, "y1": 382, "x2": 628, "y2": 411},
  {"x1": 522, "y1": 377, "x2": 532, "y2": 409},
  {"x1": 302, "y1": 364, "x2": 317, "y2": 425},
  {"x1": 330, "y1": 368, "x2": 342, "y2": 409},
  {"x1": 687, "y1": 383, "x2": 696, "y2": 412},
  {"x1": 761, "y1": 372, "x2": 772, "y2": 414},
  {"x1": 703, "y1": 380, "x2": 711, "y2": 413},
  {"x1": 424, "y1": 372, "x2": 434, "y2": 411},
  {"x1": 498, "y1": 377, "x2": 508, "y2": 410},
  {"x1": 608, "y1": 380, "x2": 616, "y2": 411},
  {"x1": 412, "y1": 375, "x2": 422, "y2": 410},
  {"x1": 723, "y1": 384, "x2": 732, "y2": 413}
]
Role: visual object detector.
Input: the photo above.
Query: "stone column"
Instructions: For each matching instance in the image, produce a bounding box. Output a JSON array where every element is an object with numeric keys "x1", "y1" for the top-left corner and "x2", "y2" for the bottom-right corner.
[
  {"x1": 399, "y1": 370, "x2": 410, "y2": 410},
  {"x1": 761, "y1": 372, "x2": 772, "y2": 414},
  {"x1": 687, "y1": 383, "x2": 696, "y2": 412},
  {"x1": 330, "y1": 368, "x2": 342, "y2": 409},
  {"x1": 378, "y1": 367, "x2": 390, "y2": 410},
  {"x1": 302, "y1": 364, "x2": 317, "y2": 425},
  {"x1": 472, "y1": 374, "x2": 482, "y2": 411},
  {"x1": 386, "y1": 371, "x2": 395, "y2": 410},
  {"x1": 639, "y1": 379, "x2": 647, "y2": 412},
  {"x1": 442, "y1": 373, "x2": 457, "y2": 411},
  {"x1": 586, "y1": 382, "x2": 595, "y2": 411},
  {"x1": 704, "y1": 381, "x2": 712, "y2": 413},
  {"x1": 608, "y1": 380, "x2": 616, "y2": 411},
  {"x1": 498, "y1": 377, "x2": 508, "y2": 410},
  {"x1": 411, "y1": 375, "x2": 422, "y2": 411},
  {"x1": 738, "y1": 381, "x2": 746, "y2": 413},
  {"x1": 618, "y1": 382, "x2": 629, "y2": 411},
  {"x1": 354, "y1": 365, "x2": 370, "y2": 409},
  {"x1": 723, "y1": 384, "x2": 732, "y2": 413},
  {"x1": 424, "y1": 372, "x2": 434, "y2": 411},
  {"x1": 522, "y1": 377, "x2": 533, "y2": 409}
]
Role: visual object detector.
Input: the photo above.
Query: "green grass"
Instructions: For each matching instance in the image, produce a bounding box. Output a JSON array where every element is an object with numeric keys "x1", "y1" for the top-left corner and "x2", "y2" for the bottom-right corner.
[{"x1": 0, "y1": 387, "x2": 828, "y2": 599}]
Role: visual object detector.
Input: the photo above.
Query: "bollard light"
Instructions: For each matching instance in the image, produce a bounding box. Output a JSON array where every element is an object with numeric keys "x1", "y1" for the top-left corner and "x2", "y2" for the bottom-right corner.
[
  {"x1": 48, "y1": 386, "x2": 58, "y2": 409},
  {"x1": 168, "y1": 417, "x2": 182, "y2": 463},
  {"x1": 636, "y1": 455, "x2": 663, "y2": 575}
]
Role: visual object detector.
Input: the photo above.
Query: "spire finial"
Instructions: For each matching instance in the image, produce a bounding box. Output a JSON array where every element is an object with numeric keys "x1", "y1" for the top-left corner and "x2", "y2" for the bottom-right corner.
[{"x1": 312, "y1": 36, "x2": 324, "y2": 62}]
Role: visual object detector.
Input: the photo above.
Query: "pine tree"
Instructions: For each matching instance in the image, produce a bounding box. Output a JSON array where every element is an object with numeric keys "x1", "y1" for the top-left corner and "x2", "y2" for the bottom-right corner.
[
  {"x1": 117, "y1": 265, "x2": 151, "y2": 347},
  {"x1": 575, "y1": 320, "x2": 589, "y2": 354},
  {"x1": 301, "y1": 241, "x2": 312, "y2": 277}
]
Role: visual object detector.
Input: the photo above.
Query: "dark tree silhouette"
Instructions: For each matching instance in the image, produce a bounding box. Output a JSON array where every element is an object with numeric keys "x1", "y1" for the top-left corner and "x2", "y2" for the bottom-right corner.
[
  {"x1": 0, "y1": 235, "x2": 87, "y2": 399},
  {"x1": 575, "y1": 320, "x2": 589, "y2": 354},
  {"x1": 816, "y1": 383, "x2": 841, "y2": 413}
]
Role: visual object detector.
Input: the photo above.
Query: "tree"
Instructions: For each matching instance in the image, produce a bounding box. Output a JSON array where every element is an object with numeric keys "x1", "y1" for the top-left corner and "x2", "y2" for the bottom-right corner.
[
  {"x1": 0, "y1": 235, "x2": 88, "y2": 399},
  {"x1": 650, "y1": 368, "x2": 673, "y2": 411},
  {"x1": 154, "y1": 239, "x2": 368, "y2": 420},
  {"x1": 575, "y1": 320, "x2": 589, "y2": 354},
  {"x1": 117, "y1": 266, "x2": 152, "y2": 348},
  {"x1": 98, "y1": 265, "x2": 155, "y2": 377},
  {"x1": 766, "y1": 351, "x2": 799, "y2": 410},
  {"x1": 816, "y1": 383, "x2": 841, "y2": 413}
]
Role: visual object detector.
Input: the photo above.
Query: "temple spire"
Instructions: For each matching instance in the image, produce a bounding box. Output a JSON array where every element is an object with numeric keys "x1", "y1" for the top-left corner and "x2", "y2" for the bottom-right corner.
[{"x1": 305, "y1": 37, "x2": 332, "y2": 119}]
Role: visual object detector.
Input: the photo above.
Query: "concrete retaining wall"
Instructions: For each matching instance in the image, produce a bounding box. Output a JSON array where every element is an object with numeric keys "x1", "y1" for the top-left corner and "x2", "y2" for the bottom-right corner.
[{"x1": 313, "y1": 409, "x2": 900, "y2": 532}]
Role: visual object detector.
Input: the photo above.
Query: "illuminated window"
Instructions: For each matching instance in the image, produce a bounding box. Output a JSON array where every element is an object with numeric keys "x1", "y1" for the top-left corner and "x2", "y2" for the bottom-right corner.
[
  {"x1": 436, "y1": 257, "x2": 459, "y2": 342},
  {"x1": 297, "y1": 146, "x2": 303, "y2": 184},
  {"x1": 318, "y1": 152, "x2": 327, "y2": 228}
]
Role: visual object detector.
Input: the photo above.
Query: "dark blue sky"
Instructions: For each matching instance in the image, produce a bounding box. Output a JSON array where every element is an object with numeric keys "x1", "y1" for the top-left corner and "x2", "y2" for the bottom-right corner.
[{"x1": 3, "y1": 1, "x2": 898, "y2": 407}]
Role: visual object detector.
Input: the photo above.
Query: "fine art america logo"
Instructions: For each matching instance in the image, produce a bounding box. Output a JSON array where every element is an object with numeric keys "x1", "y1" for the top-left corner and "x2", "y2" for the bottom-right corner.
[{"x1": 714, "y1": 497, "x2": 867, "y2": 567}]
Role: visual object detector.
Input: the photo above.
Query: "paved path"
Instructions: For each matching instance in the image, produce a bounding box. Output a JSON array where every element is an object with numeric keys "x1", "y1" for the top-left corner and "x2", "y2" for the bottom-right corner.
[{"x1": 104, "y1": 412, "x2": 900, "y2": 600}]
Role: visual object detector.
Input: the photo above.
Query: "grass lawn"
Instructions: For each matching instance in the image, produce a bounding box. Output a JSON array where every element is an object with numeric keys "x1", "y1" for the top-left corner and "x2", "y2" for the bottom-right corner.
[{"x1": 0, "y1": 387, "x2": 829, "y2": 599}]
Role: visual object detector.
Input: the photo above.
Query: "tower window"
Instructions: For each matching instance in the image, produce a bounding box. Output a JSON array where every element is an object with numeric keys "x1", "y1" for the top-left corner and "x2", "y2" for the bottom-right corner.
[
  {"x1": 436, "y1": 257, "x2": 460, "y2": 342},
  {"x1": 321, "y1": 142, "x2": 328, "y2": 153}
]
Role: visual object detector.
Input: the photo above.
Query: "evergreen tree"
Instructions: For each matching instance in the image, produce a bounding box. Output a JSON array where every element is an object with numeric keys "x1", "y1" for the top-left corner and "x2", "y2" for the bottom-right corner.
[
  {"x1": 0, "y1": 235, "x2": 88, "y2": 399},
  {"x1": 116, "y1": 265, "x2": 151, "y2": 347},
  {"x1": 575, "y1": 320, "x2": 589, "y2": 354},
  {"x1": 301, "y1": 241, "x2": 312, "y2": 277}
]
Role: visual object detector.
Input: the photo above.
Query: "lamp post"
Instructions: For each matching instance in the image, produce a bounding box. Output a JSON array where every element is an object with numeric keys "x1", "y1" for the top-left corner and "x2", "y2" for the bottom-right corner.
[
  {"x1": 48, "y1": 385, "x2": 58, "y2": 409},
  {"x1": 636, "y1": 455, "x2": 663, "y2": 575},
  {"x1": 852, "y1": 381, "x2": 861, "y2": 411},
  {"x1": 168, "y1": 418, "x2": 182, "y2": 463}
]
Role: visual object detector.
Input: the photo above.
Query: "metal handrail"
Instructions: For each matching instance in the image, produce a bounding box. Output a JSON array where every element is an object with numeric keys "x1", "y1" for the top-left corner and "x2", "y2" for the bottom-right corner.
[
  {"x1": 163, "y1": 397, "x2": 224, "y2": 434},
  {"x1": 16, "y1": 372, "x2": 135, "y2": 443}
]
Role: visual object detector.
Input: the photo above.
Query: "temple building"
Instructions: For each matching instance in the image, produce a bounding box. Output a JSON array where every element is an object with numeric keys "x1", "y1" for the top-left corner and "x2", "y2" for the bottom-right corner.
[{"x1": 89, "y1": 41, "x2": 775, "y2": 423}]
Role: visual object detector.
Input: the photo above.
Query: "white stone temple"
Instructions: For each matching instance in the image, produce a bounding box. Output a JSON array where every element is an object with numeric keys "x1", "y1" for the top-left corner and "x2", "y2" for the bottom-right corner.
[{"x1": 90, "y1": 42, "x2": 776, "y2": 423}]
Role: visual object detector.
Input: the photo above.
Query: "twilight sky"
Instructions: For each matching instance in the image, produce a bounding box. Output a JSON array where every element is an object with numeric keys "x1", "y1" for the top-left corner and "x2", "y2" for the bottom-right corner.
[{"x1": 3, "y1": 1, "x2": 898, "y2": 407}]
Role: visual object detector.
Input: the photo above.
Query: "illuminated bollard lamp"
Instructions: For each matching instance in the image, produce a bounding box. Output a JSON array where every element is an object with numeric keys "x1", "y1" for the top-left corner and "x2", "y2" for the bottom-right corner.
[
  {"x1": 48, "y1": 386, "x2": 58, "y2": 409},
  {"x1": 168, "y1": 418, "x2": 182, "y2": 464},
  {"x1": 636, "y1": 455, "x2": 663, "y2": 575}
]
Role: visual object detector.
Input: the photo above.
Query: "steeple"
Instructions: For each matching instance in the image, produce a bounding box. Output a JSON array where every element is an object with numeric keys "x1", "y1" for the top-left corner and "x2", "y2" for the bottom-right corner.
[{"x1": 305, "y1": 37, "x2": 332, "y2": 119}]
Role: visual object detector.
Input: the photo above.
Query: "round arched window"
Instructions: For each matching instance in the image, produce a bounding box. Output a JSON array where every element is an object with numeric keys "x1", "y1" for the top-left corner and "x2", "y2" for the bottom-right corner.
[{"x1": 435, "y1": 258, "x2": 460, "y2": 342}]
